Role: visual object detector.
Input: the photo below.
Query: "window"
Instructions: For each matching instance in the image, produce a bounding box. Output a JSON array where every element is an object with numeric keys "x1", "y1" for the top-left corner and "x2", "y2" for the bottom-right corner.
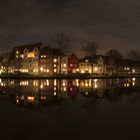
[
  {"x1": 63, "y1": 64, "x2": 67, "y2": 67},
  {"x1": 54, "y1": 59, "x2": 57, "y2": 62}
]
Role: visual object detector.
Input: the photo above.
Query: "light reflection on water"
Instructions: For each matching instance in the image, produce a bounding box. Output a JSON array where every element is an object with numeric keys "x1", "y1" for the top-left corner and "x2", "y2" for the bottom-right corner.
[
  {"x1": 0, "y1": 78, "x2": 140, "y2": 139},
  {"x1": 0, "y1": 78, "x2": 140, "y2": 109}
]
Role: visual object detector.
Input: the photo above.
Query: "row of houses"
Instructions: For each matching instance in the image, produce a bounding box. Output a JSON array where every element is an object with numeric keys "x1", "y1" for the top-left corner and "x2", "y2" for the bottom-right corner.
[{"x1": 0, "y1": 42, "x2": 140, "y2": 75}]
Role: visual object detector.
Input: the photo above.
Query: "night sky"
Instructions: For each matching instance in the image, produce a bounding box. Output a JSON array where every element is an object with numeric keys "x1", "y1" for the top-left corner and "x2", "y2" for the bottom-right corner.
[{"x1": 1, "y1": 0, "x2": 140, "y2": 56}]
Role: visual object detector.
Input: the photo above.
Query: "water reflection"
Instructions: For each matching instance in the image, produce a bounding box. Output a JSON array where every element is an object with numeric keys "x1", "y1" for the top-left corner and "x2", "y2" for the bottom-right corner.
[{"x1": 0, "y1": 78, "x2": 140, "y2": 109}]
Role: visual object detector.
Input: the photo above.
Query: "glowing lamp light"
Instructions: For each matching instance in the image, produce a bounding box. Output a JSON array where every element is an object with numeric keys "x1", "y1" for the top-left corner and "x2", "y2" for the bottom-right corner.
[
  {"x1": 95, "y1": 84, "x2": 98, "y2": 89},
  {"x1": 27, "y1": 52, "x2": 35, "y2": 58},
  {"x1": 85, "y1": 83, "x2": 88, "y2": 87},
  {"x1": 94, "y1": 79, "x2": 98, "y2": 83},
  {"x1": 63, "y1": 64, "x2": 67, "y2": 67},
  {"x1": 27, "y1": 96, "x2": 35, "y2": 102},
  {"x1": 47, "y1": 69, "x2": 49, "y2": 73},
  {"x1": 76, "y1": 69, "x2": 79, "y2": 72},
  {"x1": 40, "y1": 67, "x2": 44, "y2": 72},
  {"x1": 95, "y1": 67, "x2": 98, "y2": 71},
  {"x1": 81, "y1": 70, "x2": 85, "y2": 73},
  {"x1": 132, "y1": 78, "x2": 136, "y2": 81},
  {"x1": 63, "y1": 87, "x2": 66, "y2": 92},
  {"x1": 54, "y1": 59, "x2": 57, "y2": 62},
  {"x1": 54, "y1": 92, "x2": 57, "y2": 96},
  {"x1": 132, "y1": 69, "x2": 135, "y2": 73},
  {"x1": 40, "y1": 84, "x2": 44, "y2": 89}
]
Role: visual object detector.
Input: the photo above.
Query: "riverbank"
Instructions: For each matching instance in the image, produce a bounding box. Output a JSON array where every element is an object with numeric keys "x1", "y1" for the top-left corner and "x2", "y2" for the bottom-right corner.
[{"x1": 0, "y1": 74, "x2": 140, "y2": 79}]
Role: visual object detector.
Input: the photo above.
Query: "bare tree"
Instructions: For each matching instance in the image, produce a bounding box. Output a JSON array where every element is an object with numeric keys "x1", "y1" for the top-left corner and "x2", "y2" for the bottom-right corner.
[
  {"x1": 81, "y1": 41, "x2": 98, "y2": 74},
  {"x1": 106, "y1": 49, "x2": 122, "y2": 59},
  {"x1": 51, "y1": 33, "x2": 71, "y2": 75},
  {"x1": 127, "y1": 50, "x2": 140, "y2": 61},
  {"x1": 81, "y1": 41, "x2": 98, "y2": 58}
]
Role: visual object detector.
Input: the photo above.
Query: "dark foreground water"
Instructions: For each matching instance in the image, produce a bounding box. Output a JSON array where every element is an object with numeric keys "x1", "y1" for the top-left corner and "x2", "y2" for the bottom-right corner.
[{"x1": 0, "y1": 78, "x2": 140, "y2": 140}]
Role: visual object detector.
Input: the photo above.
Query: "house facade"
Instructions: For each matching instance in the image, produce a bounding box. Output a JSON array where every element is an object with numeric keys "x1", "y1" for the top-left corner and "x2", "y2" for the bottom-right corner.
[
  {"x1": 9, "y1": 43, "x2": 42, "y2": 74},
  {"x1": 68, "y1": 53, "x2": 79, "y2": 74}
]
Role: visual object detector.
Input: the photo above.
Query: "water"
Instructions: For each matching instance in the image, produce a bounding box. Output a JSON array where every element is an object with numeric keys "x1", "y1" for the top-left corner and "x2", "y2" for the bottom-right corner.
[{"x1": 0, "y1": 78, "x2": 140, "y2": 139}]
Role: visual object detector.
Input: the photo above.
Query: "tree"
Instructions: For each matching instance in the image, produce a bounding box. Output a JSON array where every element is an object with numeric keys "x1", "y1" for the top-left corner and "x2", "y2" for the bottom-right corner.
[
  {"x1": 127, "y1": 50, "x2": 140, "y2": 61},
  {"x1": 81, "y1": 41, "x2": 98, "y2": 57},
  {"x1": 51, "y1": 33, "x2": 71, "y2": 74},
  {"x1": 81, "y1": 41, "x2": 98, "y2": 74},
  {"x1": 127, "y1": 50, "x2": 140, "y2": 73},
  {"x1": 106, "y1": 49, "x2": 122, "y2": 59}
]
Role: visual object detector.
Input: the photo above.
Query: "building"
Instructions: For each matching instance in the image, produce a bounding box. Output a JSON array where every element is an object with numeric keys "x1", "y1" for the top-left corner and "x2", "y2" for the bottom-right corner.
[
  {"x1": 79, "y1": 55, "x2": 106, "y2": 75},
  {"x1": 115, "y1": 59, "x2": 140, "y2": 75},
  {"x1": 39, "y1": 46, "x2": 68, "y2": 75},
  {"x1": 68, "y1": 53, "x2": 79, "y2": 74},
  {"x1": 79, "y1": 56, "x2": 93, "y2": 74},
  {"x1": 9, "y1": 43, "x2": 42, "y2": 74},
  {"x1": 0, "y1": 53, "x2": 10, "y2": 74}
]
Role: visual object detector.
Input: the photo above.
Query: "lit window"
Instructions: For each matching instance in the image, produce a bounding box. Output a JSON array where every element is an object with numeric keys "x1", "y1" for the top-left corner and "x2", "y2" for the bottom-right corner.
[
  {"x1": 132, "y1": 69, "x2": 135, "y2": 73},
  {"x1": 81, "y1": 70, "x2": 85, "y2": 73},
  {"x1": 20, "y1": 55, "x2": 24, "y2": 58},
  {"x1": 70, "y1": 64, "x2": 73, "y2": 67},
  {"x1": 54, "y1": 64, "x2": 56, "y2": 67},
  {"x1": 40, "y1": 67, "x2": 44, "y2": 72},
  {"x1": 54, "y1": 69, "x2": 57, "y2": 72},
  {"x1": 27, "y1": 52, "x2": 35, "y2": 58},
  {"x1": 54, "y1": 92, "x2": 57, "y2": 96},
  {"x1": 63, "y1": 64, "x2": 67, "y2": 67},
  {"x1": 95, "y1": 67, "x2": 98, "y2": 71},
  {"x1": 76, "y1": 69, "x2": 79, "y2": 72},
  {"x1": 54, "y1": 59, "x2": 57, "y2": 62},
  {"x1": 47, "y1": 69, "x2": 49, "y2": 73}
]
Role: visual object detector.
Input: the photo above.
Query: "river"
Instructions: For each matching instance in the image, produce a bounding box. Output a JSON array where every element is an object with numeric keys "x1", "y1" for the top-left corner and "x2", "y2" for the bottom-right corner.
[{"x1": 0, "y1": 78, "x2": 140, "y2": 139}]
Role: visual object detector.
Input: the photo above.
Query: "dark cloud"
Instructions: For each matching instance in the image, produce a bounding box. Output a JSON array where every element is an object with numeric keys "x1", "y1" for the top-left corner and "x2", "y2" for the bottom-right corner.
[{"x1": 0, "y1": 0, "x2": 140, "y2": 56}]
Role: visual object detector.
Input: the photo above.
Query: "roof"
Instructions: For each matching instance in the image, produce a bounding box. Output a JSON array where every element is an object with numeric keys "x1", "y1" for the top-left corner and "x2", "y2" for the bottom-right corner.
[
  {"x1": 14, "y1": 42, "x2": 42, "y2": 53},
  {"x1": 79, "y1": 56, "x2": 94, "y2": 63},
  {"x1": 40, "y1": 46, "x2": 63, "y2": 56},
  {"x1": 10, "y1": 43, "x2": 42, "y2": 59}
]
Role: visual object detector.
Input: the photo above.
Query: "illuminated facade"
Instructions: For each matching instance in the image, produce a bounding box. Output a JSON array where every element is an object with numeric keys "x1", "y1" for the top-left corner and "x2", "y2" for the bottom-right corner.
[
  {"x1": 39, "y1": 47, "x2": 68, "y2": 75},
  {"x1": 68, "y1": 53, "x2": 79, "y2": 73},
  {"x1": 1, "y1": 42, "x2": 140, "y2": 76},
  {"x1": 0, "y1": 53, "x2": 10, "y2": 74},
  {"x1": 9, "y1": 43, "x2": 42, "y2": 74},
  {"x1": 79, "y1": 56, "x2": 106, "y2": 75}
]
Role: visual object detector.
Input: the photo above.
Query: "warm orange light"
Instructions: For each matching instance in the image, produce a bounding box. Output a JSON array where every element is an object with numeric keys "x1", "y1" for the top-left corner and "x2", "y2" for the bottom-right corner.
[
  {"x1": 27, "y1": 52, "x2": 35, "y2": 58},
  {"x1": 27, "y1": 96, "x2": 35, "y2": 102}
]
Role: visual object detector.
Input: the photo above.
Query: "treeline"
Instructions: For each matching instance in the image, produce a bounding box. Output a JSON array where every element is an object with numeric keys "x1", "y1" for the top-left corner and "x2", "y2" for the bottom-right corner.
[{"x1": 48, "y1": 33, "x2": 140, "y2": 61}]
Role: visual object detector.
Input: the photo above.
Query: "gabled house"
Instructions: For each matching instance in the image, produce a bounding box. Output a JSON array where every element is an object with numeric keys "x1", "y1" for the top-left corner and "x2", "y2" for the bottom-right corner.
[
  {"x1": 79, "y1": 55, "x2": 106, "y2": 75},
  {"x1": 68, "y1": 53, "x2": 79, "y2": 74},
  {"x1": 9, "y1": 43, "x2": 42, "y2": 74}
]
